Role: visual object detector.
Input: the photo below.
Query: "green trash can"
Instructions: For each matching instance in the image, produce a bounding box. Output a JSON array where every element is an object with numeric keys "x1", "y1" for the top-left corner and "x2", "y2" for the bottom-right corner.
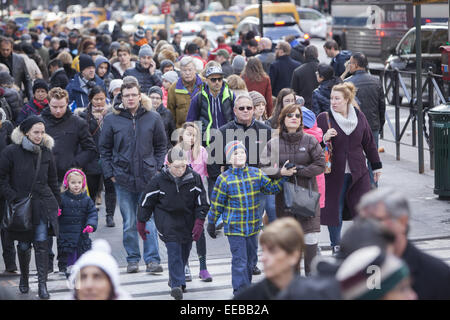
[{"x1": 429, "y1": 104, "x2": 450, "y2": 198}]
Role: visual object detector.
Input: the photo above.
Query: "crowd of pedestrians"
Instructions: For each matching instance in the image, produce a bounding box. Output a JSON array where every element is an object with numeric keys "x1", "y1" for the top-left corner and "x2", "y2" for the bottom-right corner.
[{"x1": 0, "y1": 16, "x2": 449, "y2": 302}]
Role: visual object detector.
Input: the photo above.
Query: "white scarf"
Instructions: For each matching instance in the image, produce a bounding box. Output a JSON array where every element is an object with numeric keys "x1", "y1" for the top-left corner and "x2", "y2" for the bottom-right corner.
[{"x1": 331, "y1": 104, "x2": 358, "y2": 136}]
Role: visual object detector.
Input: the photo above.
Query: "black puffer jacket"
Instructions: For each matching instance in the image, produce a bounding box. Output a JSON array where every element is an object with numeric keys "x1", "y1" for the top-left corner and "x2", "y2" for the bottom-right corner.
[
  {"x1": 345, "y1": 70, "x2": 386, "y2": 132},
  {"x1": 123, "y1": 62, "x2": 162, "y2": 95},
  {"x1": 138, "y1": 166, "x2": 209, "y2": 243},
  {"x1": 40, "y1": 107, "x2": 97, "y2": 182},
  {"x1": 155, "y1": 103, "x2": 176, "y2": 150},
  {"x1": 99, "y1": 94, "x2": 168, "y2": 193}
]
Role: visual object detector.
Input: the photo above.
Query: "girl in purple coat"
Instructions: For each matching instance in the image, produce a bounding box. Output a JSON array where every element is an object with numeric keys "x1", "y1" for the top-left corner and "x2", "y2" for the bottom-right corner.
[{"x1": 317, "y1": 82, "x2": 382, "y2": 256}]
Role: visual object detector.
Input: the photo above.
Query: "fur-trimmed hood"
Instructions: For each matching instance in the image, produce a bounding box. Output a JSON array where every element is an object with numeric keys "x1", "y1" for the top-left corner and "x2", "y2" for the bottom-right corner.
[
  {"x1": 112, "y1": 93, "x2": 154, "y2": 115},
  {"x1": 11, "y1": 126, "x2": 55, "y2": 150}
]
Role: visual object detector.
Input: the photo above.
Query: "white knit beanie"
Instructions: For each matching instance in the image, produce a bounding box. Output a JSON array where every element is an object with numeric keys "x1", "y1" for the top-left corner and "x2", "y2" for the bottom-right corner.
[{"x1": 69, "y1": 239, "x2": 120, "y2": 294}]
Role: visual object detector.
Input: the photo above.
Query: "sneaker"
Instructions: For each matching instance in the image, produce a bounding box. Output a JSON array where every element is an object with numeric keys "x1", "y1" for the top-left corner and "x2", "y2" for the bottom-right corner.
[
  {"x1": 146, "y1": 262, "x2": 163, "y2": 273},
  {"x1": 332, "y1": 246, "x2": 341, "y2": 257},
  {"x1": 170, "y1": 287, "x2": 183, "y2": 300},
  {"x1": 185, "y1": 264, "x2": 192, "y2": 282},
  {"x1": 127, "y1": 262, "x2": 139, "y2": 273},
  {"x1": 106, "y1": 216, "x2": 115, "y2": 227},
  {"x1": 199, "y1": 269, "x2": 212, "y2": 282},
  {"x1": 168, "y1": 279, "x2": 186, "y2": 293},
  {"x1": 252, "y1": 266, "x2": 262, "y2": 275}
]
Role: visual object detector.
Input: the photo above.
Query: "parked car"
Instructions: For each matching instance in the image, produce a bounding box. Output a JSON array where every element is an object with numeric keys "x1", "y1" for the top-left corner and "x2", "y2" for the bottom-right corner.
[{"x1": 297, "y1": 7, "x2": 327, "y2": 39}]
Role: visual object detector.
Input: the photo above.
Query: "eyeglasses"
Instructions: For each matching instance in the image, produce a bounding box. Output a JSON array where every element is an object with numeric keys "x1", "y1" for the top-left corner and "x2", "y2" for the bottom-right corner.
[
  {"x1": 123, "y1": 93, "x2": 139, "y2": 99},
  {"x1": 287, "y1": 113, "x2": 301, "y2": 119},
  {"x1": 238, "y1": 106, "x2": 253, "y2": 111},
  {"x1": 209, "y1": 77, "x2": 223, "y2": 83}
]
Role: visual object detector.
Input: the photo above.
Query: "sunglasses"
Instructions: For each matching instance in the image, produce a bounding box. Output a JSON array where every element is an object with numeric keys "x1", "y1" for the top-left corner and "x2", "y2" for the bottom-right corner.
[
  {"x1": 209, "y1": 77, "x2": 223, "y2": 83},
  {"x1": 238, "y1": 106, "x2": 253, "y2": 111},
  {"x1": 287, "y1": 113, "x2": 301, "y2": 119}
]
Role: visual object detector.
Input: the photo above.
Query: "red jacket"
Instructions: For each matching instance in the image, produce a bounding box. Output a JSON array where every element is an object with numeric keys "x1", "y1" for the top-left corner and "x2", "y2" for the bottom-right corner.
[
  {"x1": 207, "y1": 43, "x2": 233, "y2": 61},
  {"x1": 242, "y1": 74, "x2": 274, "y2": 117}
]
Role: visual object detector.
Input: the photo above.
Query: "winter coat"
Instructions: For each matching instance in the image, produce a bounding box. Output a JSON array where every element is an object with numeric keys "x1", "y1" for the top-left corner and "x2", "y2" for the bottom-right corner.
[
  {"x1": 138, "y1": 166, "x2": 209, "y2": 243},
  {"x1": 155, "y1": 103, "x2": 176, "y2": 150},
  {"x1": 304, "y1": 123, "x2": 326, "y2": 208},
  {"x1": 291, "y1": 58, "x2": 320, "y2": 109},
  {"x1": 311, "y1": 77, "x2": 342, "y2": 116},
  {"x1": 0, "y1": 127, "x2": 61, "y2": 242},
  {"x1": 262, "y1": 130, "x2": 325, "y2": 234},
  {"x1": 242, "y1": 74, "x2": 274, "y2": 117},
  {"x1": 95, "y1": 56, "x2": 114, "y2": 93},
  {"x1": 207, "y1": 165, "x2": 287, "y2": 237},
  {"x1": 290, "y1": 44, "x2": 307, "y2": 64},
  {"x1": 186, "y1": 83, "x2": 235, "y2": 146},
  {"x1": 331, "y1": 50, "x2": 352, "y2": 78},
  {"x1": 1, "y1": 86, "x2": 23, "y2": 123},
  {"x1": 345, "y1": 70, "x2": 386, "y2": 132},
  {"x1": 167, "y1": 74, "x2": 203, "y2": 128},
  {"x1": 402, "y1": 241, "x2": 450, "y2": 300},
  {"x1": 269, "y1": 55, "x2": 301, "y2": 97},
  {"x1": 40, "y1": 107, "x2": 97, "y2": 182},
  {"x1": 99, "y1": 94, "x2": 168, "y2": 193},
  {"x1": 316, "y1": 108, "x2": 381, "y2": 226},
  {"x1": 66, "y1": 73, "x2": 106, "y2": 111},
  {"x1": 123, "y1": 62, "x2": 162, "y2": 95},
  {"x1": 0, "y1": 53, "x2": 33, "y2": 101},
  {"x1": 57, "y1": 191, "x2": 98, "y2": 254},
  {"x1": 256, "y1": 50, "x2": 276, "y2": 74},
  {"x1": 110, "y1": 60, "x2": 137, "y2": 80},
  {"x1": 18, "y1": 53, "x2": 42, "y2": 81},
  {"x1": 16, "y1": 98, "x2": 48, "y2": 124},
  {"x1": 49, "y1": 68, "x2": 69, "y2": 90}
]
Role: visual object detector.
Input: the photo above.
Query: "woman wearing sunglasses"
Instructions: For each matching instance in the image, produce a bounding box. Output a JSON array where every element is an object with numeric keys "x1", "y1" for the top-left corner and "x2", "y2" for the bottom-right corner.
[{"x1": 262, "y1": 104, "x2": 325, "y2": 276}]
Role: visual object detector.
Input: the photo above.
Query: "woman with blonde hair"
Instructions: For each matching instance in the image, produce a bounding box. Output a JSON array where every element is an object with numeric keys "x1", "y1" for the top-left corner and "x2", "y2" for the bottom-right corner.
[
  {"x1": 317, "y1": 82, "x2": 382, "y2": 255},
  {"x1": 226, "y1": 74, "x2": 247, "y2": 97}
]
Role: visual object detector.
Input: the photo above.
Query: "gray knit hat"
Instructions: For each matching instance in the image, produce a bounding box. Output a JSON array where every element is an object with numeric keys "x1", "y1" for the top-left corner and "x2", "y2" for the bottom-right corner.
[
  {"x1": 148, "y1": 86, "x2": 163, "y2": 98},
  {"x1": 139, "y1": 44, "x2": 153, "y2": 58},
  {"x1": 248, "y1": 91, "x2": 266, "y2": 106},
  {"x1": 232, "y1": 55, "x2": 246, "y2": 74},
  {"x1": 162, "y1": 70, "x2": 179, "y2": 84}
]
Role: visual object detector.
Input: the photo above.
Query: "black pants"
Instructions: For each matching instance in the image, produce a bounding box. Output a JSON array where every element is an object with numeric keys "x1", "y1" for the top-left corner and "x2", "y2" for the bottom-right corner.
[
  {"x1": 0, "y1": 198, "x2": 17, "y2": 271},
  {"x1": 87, "y1": 174, "x2": 117, "y2": 216}
]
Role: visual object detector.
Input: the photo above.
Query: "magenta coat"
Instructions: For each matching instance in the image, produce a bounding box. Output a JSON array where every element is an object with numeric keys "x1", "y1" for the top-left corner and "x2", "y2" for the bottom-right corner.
[{"x1": 316, "y1": 108, "x2": 381, "y2": 226}]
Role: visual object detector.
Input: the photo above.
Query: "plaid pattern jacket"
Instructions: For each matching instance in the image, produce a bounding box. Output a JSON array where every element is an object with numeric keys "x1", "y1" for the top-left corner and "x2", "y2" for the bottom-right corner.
[{"x1": 207, "y1": 165, "x2": 287, "y2": 237}]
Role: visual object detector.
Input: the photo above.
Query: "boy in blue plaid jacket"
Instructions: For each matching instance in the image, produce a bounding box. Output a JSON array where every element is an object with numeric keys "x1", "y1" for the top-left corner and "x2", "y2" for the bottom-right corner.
[{"x1": 207, "y1": 140, "x2": 296, "y2": 294}]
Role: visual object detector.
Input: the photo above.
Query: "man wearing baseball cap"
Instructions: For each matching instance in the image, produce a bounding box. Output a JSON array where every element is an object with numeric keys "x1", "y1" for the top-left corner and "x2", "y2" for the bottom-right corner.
[{"x1": 211, "y1": 49, "x2": 233, "y2": 78}]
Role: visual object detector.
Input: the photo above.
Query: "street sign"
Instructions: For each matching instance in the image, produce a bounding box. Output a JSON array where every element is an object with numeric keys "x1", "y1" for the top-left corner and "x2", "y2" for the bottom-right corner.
[
  {"x1": 407, "y1": 0, "x2": 447, "y2": 4},
  {"x1": 161, "y1": 2, "x2": 171, "y2": 15}
]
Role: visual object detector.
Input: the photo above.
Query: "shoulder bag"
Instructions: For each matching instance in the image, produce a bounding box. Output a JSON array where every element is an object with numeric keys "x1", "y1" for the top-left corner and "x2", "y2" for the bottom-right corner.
[
  {"x1": 283, "y1": 176, "x2": 320, "y2": 219},
  {"x1": 324, "y1": 112, "x2": 333, "y2": 174},
  {"x1": 1, "y1": 150, "x2": 42, "y2": 232}
]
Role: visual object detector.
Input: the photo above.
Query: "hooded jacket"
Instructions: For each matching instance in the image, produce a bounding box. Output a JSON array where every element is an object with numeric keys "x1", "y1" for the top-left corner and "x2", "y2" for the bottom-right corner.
[
  {"x1": 66, "y1": 73, "x2": 106, "y2": 110},
  {"x1": 95, "y1": 56, "x2": 114, "y2": 92},
  {"x1": 0, "y1": 127, "x2": 61, "y2": 242},
  {"x1": 138, "y1": 166, "x2": 209, "y2": 243},
  {"x1": 99, "y1": 93, "x2": 168, "y2": 193}
]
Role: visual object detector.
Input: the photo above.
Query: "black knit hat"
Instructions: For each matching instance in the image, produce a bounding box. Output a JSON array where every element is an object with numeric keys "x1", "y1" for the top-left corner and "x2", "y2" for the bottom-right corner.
[
  {"x1": 20, "y1": 115, "x2": 45, "y2": 134},
  {"x1": 32, "y1": 79, "x2": 49, "y2": 93},
  {"x1": 79, "y1": 54, "x2": 96, "y2": 72}
]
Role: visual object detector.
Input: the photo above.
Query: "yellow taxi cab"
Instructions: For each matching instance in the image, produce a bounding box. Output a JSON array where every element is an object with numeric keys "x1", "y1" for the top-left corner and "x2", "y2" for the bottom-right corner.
[
  {"x1": 62, "y1": 13, "x2": 98, "y2": 29},
  {"x1": 194, "y1": 11, "x2": 240, "y2": 36},
  {"x1": 82, "y1": 7, "x2": 107, "y2": 24},
  {"x1": 241, "y1": 2, "x2": 300, "y2": 25}
]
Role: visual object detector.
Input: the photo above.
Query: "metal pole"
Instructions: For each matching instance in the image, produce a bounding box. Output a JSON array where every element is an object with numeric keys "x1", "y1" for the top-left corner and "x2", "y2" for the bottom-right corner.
[
  {"x1": 395, "y1": 69, "x2": 400, "y2": 161},
  {"x1": 416, "y1": 4, "x2": 425, "y2": 174},
  {"x1": 259, "y1": 0, "x2": 263, "y2": 37}
]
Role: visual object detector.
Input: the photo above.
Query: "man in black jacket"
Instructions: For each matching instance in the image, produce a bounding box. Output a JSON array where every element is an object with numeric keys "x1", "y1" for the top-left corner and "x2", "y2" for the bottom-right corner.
[
  {"x1": 269, "y1": 41, "x2": 301, "y2": 97},
  {"x1": 48, "y1": 59, "x2": 69, "y2": 90},
  {"x1": 345, "y1": 52, "x2": 385, "y2": 187},
  {"x1": 358, "y1": 188, "x2": 450, "y2": 300},
  {"x1": 291, "y1": 45, "x2": 320, "y2": 109},
  {"x1": 323, "y1": 40, "x2": 352, "y2": 78},
  {"x1": 99, "y1": 79, "x2": 167, "y2": 274}
]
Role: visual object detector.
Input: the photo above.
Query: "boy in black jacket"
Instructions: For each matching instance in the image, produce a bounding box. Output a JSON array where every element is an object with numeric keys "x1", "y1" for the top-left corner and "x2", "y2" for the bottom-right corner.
[{"x1": 137, "y1": 147, "x2": 209, "y2": 300}]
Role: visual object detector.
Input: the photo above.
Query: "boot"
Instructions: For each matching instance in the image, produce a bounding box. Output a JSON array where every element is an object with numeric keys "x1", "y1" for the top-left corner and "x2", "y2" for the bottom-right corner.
[
  {"x1": 304, "y1": 244, "x2": 318, "y2": 277},
  {"x1": 34, "y1": 240, "x2": 50, "y2": 299},
  {"x1": 106, "y1": 215, "x2": 115, "y2": 227},
  {"x1": 17, "y1": 245, "x2": 31, "y2": 294}
]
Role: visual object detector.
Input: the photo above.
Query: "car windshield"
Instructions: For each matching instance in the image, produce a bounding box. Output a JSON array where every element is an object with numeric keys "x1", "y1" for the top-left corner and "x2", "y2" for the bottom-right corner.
[
  {"x1": 210, "y1": 15, "x2": 237, "y2": 25},
  {"x1": 264, "y1": 24, "x2": 302, "y2": 41}
]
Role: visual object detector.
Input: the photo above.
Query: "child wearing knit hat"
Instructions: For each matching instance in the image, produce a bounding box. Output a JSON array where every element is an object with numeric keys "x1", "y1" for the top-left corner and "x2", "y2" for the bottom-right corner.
[
  {"x1": 207, "y1": 140, "x2": 297, "y2": 295},
  {"x1": 161, "y1": 70, "x2": 179, "y2": 107},
  {"x1": 248, "y1": 90, "x2": 267, "y2": 123}
]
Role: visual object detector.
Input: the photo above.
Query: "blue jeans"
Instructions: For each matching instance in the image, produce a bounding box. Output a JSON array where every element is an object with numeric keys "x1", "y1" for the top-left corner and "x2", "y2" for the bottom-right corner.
[
  {"x1": 18, "y1": 219, "x2": 48, "y2": 251},
  {"x1": 328, "y1": 173, "x2": 352, "y2": 247},
  {"x1": 257, "y1": 194, "x2": 277, "y2": 223},
  {"x1": 115, "y1": 183, "x2": 160, "y2": 264},
  {"x1": 368, "y1": 130, "x2": 380, "y2": 188},
  {"x1": 227, "y1": 234, "x2": 258, "y2": 294},
  {"x1": 167, "y1": 241, "x2": 192, "y2": 288}
]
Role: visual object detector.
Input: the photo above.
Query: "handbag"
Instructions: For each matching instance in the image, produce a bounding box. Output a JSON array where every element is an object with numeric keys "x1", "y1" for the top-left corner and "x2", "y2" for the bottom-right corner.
[
  {"x1": 324, "y1": 112, "x2": 333, "y2": 174},
  {"x1": 1, "y1": 150, "x2": 42, "y2": 232},
  {"x1": 283, "y1": 176, "x2": 320, "y2": 219}
]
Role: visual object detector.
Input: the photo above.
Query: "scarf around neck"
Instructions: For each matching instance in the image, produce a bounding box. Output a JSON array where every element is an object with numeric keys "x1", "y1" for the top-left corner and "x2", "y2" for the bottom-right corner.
[
  {"x1": 22, "y1": 136, "x2": 42, "y2": 154},
  {"x1": 330, "y1": 104, "x2": 358, "y2": 136}
]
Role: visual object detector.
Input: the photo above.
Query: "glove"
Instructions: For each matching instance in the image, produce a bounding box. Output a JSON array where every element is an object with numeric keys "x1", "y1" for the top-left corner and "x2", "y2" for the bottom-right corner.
[
  {"x1": 207, "y1": 223, "x2": 216, "y2": 239},
  {"x1": 192, "y1": 219, "x2": 204, "y2": 241},
  {"x1": 137, "y1": 221, "x2": 150, "y2": 240},
  {"x1": 58, "y1": 208, "x2": 62, "y2": 217},
  {"x1": 82, "y1": 225, "x2": 94, "y2": 233}
]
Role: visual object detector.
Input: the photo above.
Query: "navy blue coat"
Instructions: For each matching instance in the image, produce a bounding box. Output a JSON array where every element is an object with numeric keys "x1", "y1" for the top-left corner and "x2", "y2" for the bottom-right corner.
[
  {"x1": 123, "y1": 62, "x2": 162, "y2": 96},
  {"x1": 269, "y1": 55, "x2": 301, "y2": 97},
  {"x1": 57, "y1": 191, "x2": 98, "y2": 254},
  {"x1": 66, "y1": 73, "x2": 106, "y2": 111}
]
